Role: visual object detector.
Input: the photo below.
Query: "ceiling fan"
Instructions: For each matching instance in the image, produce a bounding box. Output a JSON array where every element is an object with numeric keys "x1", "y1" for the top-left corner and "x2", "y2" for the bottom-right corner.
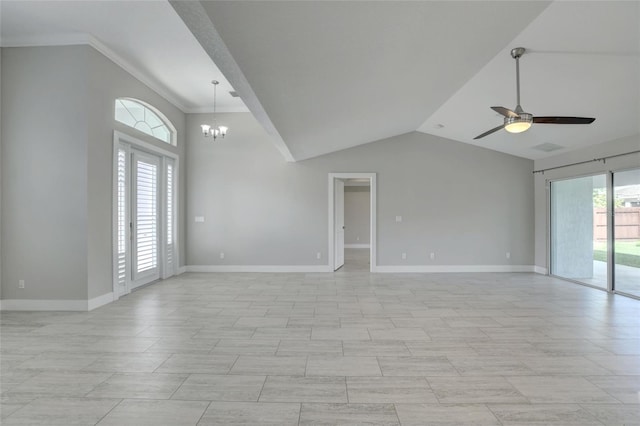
[{"x1": 473, "y1": 47, "x2": 595, "y2": 140}]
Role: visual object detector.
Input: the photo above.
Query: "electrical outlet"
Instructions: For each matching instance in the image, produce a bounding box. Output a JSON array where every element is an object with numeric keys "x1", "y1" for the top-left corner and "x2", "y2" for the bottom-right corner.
[
  {"x1": 506, "y1": 252, "x2": 511, "y2": 259},
  {"x1": 195, "y1": 216, "x2": 205, "y2": 223},
  {"x1": 356, "y1": 236, "x2": 360, "y2": 241},
  {"x1": 18, "y1": 279, "x2": 25, "y2": 289},
  {"x1": 401, "y1": 252, "x2": 407, "y2": 260},
  {"x1": 430, "y1": 252, "x2": 435, "y2": 260},
  {"x1": 316, "y1": 252, "x2": 321, "y2": 259},
  {"x1": 220, "y1": 252, "x2": 225, "y2": 259},
  {"x1": 395, "y1": 216, "x2": 403, "y2": 223}
]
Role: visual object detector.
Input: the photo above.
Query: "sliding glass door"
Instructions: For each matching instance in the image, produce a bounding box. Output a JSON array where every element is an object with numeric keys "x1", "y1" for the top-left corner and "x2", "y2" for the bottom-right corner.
[
  {"x1": 550, "y1": 174, "x2": 608, "y2": 288},
  {"x1": 613, "y1": 169, "x2": 640, "y2": 297},
  {"x1": 550, "y1": 169, "x2": 640, "y2": 297}
]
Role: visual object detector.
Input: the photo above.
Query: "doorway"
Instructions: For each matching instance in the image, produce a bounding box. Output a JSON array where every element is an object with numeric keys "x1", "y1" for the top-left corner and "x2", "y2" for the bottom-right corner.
[
  {"x1": 328, "y1": 173, "x2": 377, "y2": 272},
  {"x1": 343, "y1": 179, "x2": 372, "y2": 271},
  {"x1": 113, "y1": 132, "x2": 178, "y2": 299}
]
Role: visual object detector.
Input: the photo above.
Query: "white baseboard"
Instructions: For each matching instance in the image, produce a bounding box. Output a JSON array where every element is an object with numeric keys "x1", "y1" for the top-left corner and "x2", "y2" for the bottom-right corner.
[
  {"x1": 1, "y1": 292, "x2": 115, "y2": 312},
  {"x1": 184, "y1": 264, "x2": 537, "y2": 274},
  {"x1": 186, "y1": 264, "x2": 537, "y2": 274},
  {"x1": 0, "y1": 299, "x2": 89, "y2": 311},
  {"x1": 186, "y1": 265, "x2": 332, "y2": 273},
  {"x1": 534, "y1": 266, "x2": 548, "y2": 275},
  {"x1": 88, "y1": 292, "x2": 114, "y2": 311},
  {"x1": 345, "y1": 244, "x2": 370, "y2": 249},
  {"x1": 373, "y1": 265, "x2": 537, "y2": 273},
  {"x1": 177, "y1": 266, "x2": 187, "y2": 275}
]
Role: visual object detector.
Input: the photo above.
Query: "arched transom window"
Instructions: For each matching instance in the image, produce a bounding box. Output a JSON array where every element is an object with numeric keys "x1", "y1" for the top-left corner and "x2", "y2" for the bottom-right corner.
[{"x1": 115, "y1": 98, "x2": 176, "y2": 145}]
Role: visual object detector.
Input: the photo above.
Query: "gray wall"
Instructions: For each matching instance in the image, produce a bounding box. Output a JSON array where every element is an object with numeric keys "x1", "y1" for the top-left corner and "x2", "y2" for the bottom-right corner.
[
  {"x1": 533, "y1": 134, "x2": 640, "y2": 270},
  {"x1": 0, "y1": 47, "x2": 3, "y2": 298},
  {"x1": 186, "y1": 112, "x2": 535, "y2": 267},
  {"x1": 1, "y1": 46, "x2": 89, "y2": 300},
  {"x1": 345, "y1": 187, "x2": 370, "y2": 245},
  {"x1": 1, "y1": 45, "x2": 187, "y2": 302}
]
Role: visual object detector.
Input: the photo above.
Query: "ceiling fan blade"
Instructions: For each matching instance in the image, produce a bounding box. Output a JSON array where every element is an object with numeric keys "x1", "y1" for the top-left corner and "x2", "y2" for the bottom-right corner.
[
  {"x1": 473, "y1": 124, "x2": 505, "y2": 140},
  {"x1": 491, "y1": 106, "x2": 519, "y2": 118},
  {"x1": 533, "y1": 116, "x2": 596, "y2": 124}
]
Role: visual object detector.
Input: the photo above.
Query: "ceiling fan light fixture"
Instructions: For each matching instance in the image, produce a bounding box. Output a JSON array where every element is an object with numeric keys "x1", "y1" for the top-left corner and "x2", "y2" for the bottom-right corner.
[{"x1": 504, "y1": 114, "x2": 533, "y2": 134}]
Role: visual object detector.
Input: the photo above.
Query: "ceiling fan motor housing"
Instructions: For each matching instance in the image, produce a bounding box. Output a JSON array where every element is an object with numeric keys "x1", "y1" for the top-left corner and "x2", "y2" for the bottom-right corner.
[
  {"x1": 511, "y1": 47, "x2": 526, "y2": 59},
  {"x1": 504, "y1": 113, "x2": 533, "y2": 133}
]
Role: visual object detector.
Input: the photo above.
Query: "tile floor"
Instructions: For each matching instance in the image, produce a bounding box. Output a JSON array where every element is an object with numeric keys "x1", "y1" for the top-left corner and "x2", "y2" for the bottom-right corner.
[{"x1": 1, "y1": 249, "x2": 639, "y2": 425}]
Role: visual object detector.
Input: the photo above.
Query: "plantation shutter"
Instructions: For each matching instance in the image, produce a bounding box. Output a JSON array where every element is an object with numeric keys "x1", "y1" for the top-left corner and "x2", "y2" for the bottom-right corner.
[
  {"x1": 135, "y1": 158, "x2": 158, "y2": 274},
  {"x1": 116, "y1": 147, "x2": 128, "y2": 288},
  {"x1": 166, "y1": 160, "x2": 175, "y2": 273}
]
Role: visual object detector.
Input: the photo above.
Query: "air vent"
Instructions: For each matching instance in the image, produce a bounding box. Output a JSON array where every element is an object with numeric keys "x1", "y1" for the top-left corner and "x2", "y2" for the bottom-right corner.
[
  {"x1": 531, "y1": 143, "x2": 564, "y2": 152},
  {"x1": 229, "y1": 91, "x2": 240, "y2": 98}
]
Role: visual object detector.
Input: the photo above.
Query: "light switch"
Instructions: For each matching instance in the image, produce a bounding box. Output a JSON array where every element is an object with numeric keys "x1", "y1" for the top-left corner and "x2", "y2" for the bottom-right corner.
[
  {"x1": 395, "y1": 216, "x2": 402, "y2": 223},
  {"x1": 195, "y1": 216, "x2": 205, "y2": 223}
]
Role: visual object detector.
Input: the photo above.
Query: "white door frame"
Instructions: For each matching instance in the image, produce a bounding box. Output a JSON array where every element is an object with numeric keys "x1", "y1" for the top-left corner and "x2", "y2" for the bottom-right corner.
[
  {"x1": 328, "y1": 172, "x2": 377, "y2": 272},
  {"x1": 334, "y1": 178, "x2": 345, "y2": 271},
  {"x1": 112, "y1": 131, "x2": 179, "y2": 300}
]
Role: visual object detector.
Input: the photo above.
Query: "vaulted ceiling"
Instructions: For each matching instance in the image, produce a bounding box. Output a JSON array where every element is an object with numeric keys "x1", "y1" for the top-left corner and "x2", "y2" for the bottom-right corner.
[
  {"x1": 2, "y1": 1, "x2": 638, "y2": 162},
  {"x1": 417, "y1": 1, "x2": 640, "y2": 160}
]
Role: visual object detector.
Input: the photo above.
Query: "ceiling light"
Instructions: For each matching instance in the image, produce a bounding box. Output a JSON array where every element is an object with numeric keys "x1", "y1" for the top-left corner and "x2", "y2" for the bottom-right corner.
[
  {"x1": 201, "y1": 80, "x2": 228, "y2": 140},
  {"x1": 504, "y1": 113, "x2": 532, "y2": 134}
]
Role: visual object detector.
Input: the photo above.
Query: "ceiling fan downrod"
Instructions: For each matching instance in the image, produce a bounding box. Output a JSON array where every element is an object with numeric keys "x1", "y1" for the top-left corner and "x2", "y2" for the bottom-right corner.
[{"x1": 511, "y1": 47, "x2": 526, "y2": 113}]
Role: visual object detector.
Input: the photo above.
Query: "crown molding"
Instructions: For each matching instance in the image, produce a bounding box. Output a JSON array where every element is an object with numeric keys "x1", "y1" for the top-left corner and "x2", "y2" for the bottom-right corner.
[
  {"x1": 1, "y1": 33, "x2": 92, "y2": 47},
  {"x1": 187, "y1": 106, "x2": 250, "y2": 114},
  {"x1": 1, "y1": 33, "x2": 191, "y2": 113}
]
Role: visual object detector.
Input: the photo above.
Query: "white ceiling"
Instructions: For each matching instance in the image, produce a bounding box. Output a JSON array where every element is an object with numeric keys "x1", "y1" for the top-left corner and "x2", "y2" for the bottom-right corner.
[
  {"x1": 0, "y1": 0, "x2": 247, "y2": 112},
  {"x1": 1, "y1": 1, "x2": 638, "y2": 162},
  {"x1": 417, "y1": 1, "x2": 640, "y2": 160}
]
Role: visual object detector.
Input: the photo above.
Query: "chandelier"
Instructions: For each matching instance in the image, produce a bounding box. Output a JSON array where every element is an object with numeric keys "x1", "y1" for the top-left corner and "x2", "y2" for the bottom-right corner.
[{"x1": 201, "y1": 80, "x2": 228, "y2": 140}]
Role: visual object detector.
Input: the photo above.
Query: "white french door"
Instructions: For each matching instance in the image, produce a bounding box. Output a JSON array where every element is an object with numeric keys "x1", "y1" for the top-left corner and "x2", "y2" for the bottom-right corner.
[
  {"x1": 132, "y1": 150, "x2": 160, "y2": 288},
  {"x1": 114, "y1": 138, "x2": 177, "y2": 298}
]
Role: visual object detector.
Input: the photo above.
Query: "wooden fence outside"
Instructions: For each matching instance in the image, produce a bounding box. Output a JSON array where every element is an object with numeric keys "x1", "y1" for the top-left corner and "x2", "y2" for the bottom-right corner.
[{"x1": 594, "y1": 207, "x2": 640, "y2": 240}]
